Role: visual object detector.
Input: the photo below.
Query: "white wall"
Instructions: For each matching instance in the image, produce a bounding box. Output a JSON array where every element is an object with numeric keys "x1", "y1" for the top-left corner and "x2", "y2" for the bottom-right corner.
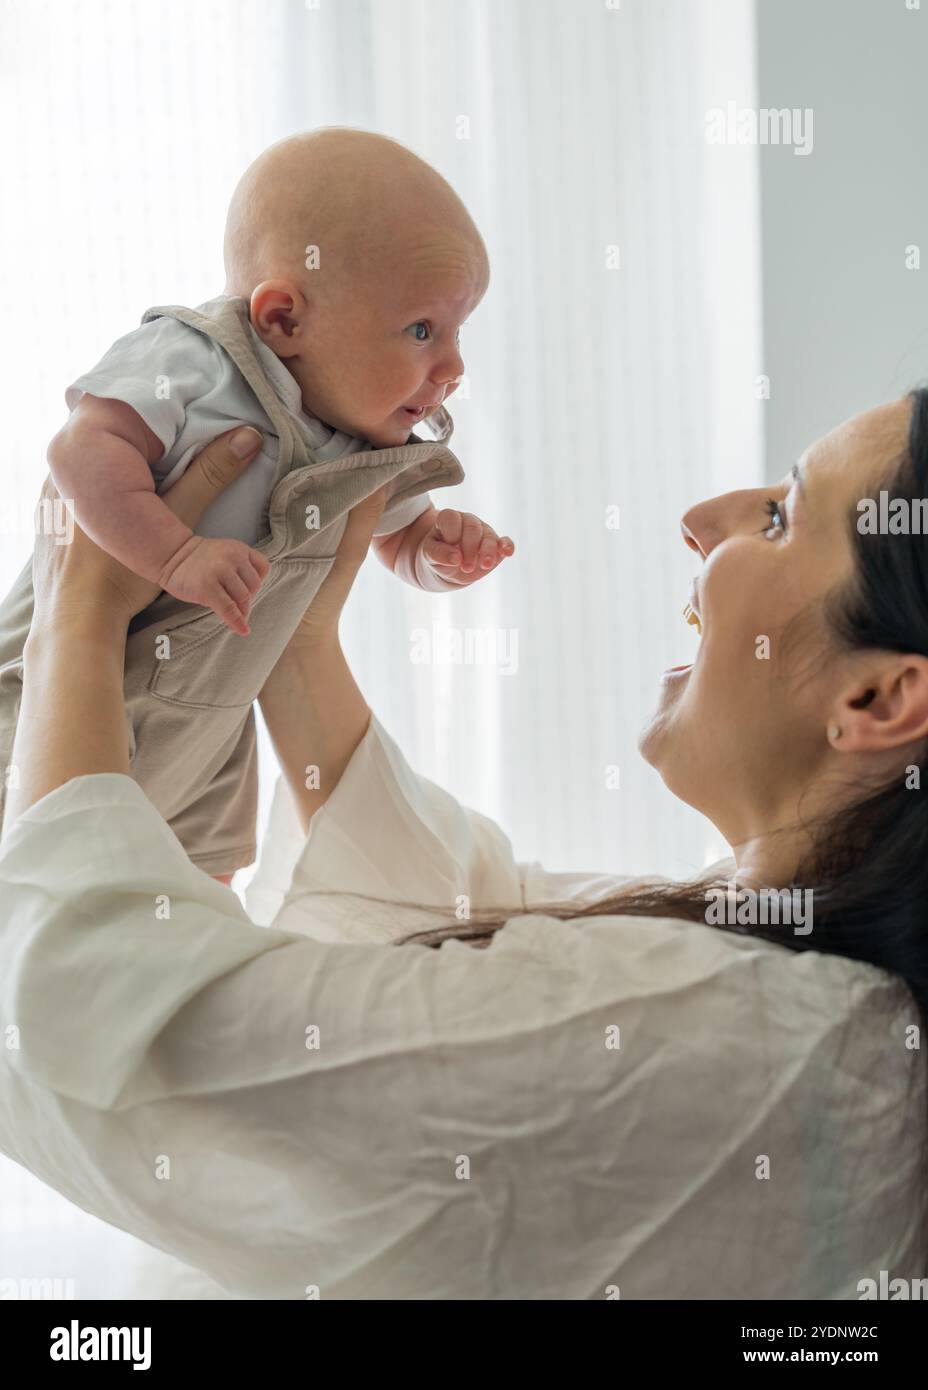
[{"x1": 757, "y1": 0, "x2": 928, "y2": 478}]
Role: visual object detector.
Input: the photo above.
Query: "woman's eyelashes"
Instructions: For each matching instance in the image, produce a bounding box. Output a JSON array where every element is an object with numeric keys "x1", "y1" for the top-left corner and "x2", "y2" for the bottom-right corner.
[{"x1": 763, "y1": 495, "x2": 787, "y2": 537}]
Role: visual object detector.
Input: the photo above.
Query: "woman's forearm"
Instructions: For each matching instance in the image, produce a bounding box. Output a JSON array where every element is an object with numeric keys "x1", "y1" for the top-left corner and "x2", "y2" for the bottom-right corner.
[
  {"x1": 4, "y1": 610, "x2": 131, "y2": 830},
  {"x1": 258, "y1": 633, "x2": 371, "y2": 835}
]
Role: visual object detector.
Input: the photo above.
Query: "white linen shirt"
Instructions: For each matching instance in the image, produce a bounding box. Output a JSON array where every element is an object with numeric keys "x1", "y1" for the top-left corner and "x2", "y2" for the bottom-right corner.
[
  {"x1": 0, "y1": 715, "x2": 924, "y2": 1300},
  {"x1": 65, "y1": 313, "x2": 431, "y2": 543}
]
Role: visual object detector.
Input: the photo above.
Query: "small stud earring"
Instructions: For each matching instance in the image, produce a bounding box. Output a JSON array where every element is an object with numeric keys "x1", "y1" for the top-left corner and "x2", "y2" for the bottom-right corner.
[{"x1": 828, "y1": 725, "x2": 842, "y2": 741}]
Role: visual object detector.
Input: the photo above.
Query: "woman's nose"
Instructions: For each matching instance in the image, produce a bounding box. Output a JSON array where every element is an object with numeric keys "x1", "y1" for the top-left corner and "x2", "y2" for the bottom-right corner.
[
  {"x1": 681, "y1": 488, "x2": 762, "y2": 558},
  {"x1": 680, "y1": 518, "x2": 704, "y2": 557},
  {"x1": 680, "y1": 504, "x2": 717, "y2": 559},
  {"x1": 680, "y1": 493, "x2": 736, "y2": 558}
]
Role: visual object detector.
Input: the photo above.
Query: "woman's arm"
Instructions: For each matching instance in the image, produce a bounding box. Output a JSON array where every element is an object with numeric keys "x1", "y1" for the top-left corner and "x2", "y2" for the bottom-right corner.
[
  {"x1": 256, "y1": 635, "x2": 371, "y2": 837},
  {"x1": 4, "y1": 427, "x2": 264, "y2": 829},
  {"x1": 257, "y1": 488, "x2": 388, "y2": 835},
  {"x1": 6, "y1": 609, "x2": 132, "y2": 828}
]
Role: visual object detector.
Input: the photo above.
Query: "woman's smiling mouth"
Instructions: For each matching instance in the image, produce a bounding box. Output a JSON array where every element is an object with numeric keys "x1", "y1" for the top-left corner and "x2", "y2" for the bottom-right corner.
[
  {"x1": 661, "y1": 591, "x2": 704, "y2": 682},
  {"x1": 683, "y1": 603, "x2": 702, "y2": 634}
]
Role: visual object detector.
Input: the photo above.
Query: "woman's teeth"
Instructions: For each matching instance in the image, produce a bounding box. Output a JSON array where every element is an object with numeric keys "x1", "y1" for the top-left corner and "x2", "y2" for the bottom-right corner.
[{"x1": 683, "y1": 602, "x2": 703, "y2": 635}]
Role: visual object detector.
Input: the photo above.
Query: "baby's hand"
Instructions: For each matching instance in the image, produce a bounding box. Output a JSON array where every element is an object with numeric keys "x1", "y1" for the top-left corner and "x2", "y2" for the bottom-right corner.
[
  {"x1": 157, "y1": 535, "x2": 270, "y2": 636},
  {"x1": 415, "y1": 509, "x2": 515, "y2": 590}
]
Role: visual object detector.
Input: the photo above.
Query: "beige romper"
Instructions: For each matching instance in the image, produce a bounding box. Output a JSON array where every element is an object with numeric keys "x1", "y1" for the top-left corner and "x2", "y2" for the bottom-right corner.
[{"x1": 0, "y1": 297, "x2": 463, "y2": 875}]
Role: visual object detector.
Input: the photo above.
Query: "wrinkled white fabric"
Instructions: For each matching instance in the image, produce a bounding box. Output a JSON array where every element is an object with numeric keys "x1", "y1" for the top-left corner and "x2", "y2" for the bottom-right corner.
[{"x1": 0, "y1": 713, "x2": 924, "y2": 1300}]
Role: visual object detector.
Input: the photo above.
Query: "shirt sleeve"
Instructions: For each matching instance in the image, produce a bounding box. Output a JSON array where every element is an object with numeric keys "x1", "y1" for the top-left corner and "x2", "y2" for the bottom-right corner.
[
  {"x1": 371, "y1": 490, "x2": 432, "y2": 538},
  {"x1": 64, "y1": 315, "x2": 222, "y2": 460},
  {"x1": 0, "y1": 770, "x2": 612, "y2": 1299},
  {"x1": 0, "y1": 767, "x2": 920, "y2": 1301},
  {"x1": 246, "y1": 713, "x2": 638, "y2": 941}
]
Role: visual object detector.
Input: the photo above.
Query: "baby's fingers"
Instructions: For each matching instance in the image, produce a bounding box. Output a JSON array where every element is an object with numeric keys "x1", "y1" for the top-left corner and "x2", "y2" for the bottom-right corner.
[
  {"x1": 476, "y1": 531, "x2": 515, "y2": 572},
  {"x1": 478, "y1": 532, "x2": 500, "y2": 569},
  {"x1": 458, "y1": 514, "x2": 484, "y2": 573},
  {"x1": 243, "y1": 547, "x2": 270, "y2": 593},
  {"x1": 214, "y1": 586, "x2": 250, "y2": 636},
  {"x1": 220, "y1": 567, "x2": 253, "y2": 614},
  {"x1": 422, "y1": 535, "x2": 462, "y2": 568},
  {"x1": 220, "y1": 552, "x2": 270, "y2": 634},
  {"x1": 434, "y1": 509, "x2": 463, "y2": 547}
]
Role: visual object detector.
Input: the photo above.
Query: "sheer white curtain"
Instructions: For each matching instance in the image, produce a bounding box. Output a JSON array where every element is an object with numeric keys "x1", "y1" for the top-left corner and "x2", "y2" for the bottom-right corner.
[
  {"x1": 329, "y1": 0, "x2": 763, "y2": 879},
  {"x1": 0, "y1": 0, "x2": 761, "y2": 1298}
]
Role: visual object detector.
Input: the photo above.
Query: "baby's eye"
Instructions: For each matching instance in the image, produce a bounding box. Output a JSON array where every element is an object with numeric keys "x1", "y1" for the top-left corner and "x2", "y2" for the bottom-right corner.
[{"x1": 406, "y1": 321, "x2": 431, "y2": 343}]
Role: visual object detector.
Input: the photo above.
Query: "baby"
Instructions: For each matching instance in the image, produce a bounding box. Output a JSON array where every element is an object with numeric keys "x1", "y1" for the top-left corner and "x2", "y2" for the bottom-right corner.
[
  {"x1": 0, "y1": 129, "x2": 512, "y2": 883},
  {"x1": 48, "y1": 128, "x2": 512, "y2": 636}
]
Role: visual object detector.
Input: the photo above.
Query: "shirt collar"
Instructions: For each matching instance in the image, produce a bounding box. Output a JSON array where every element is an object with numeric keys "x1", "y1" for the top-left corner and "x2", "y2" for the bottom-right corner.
[
  {"x1": 246, "y1": 324, "x2": 416, "y2": 457},
  {"x1": 249, "y1": 329, "x2": 305, "y2": 415}
]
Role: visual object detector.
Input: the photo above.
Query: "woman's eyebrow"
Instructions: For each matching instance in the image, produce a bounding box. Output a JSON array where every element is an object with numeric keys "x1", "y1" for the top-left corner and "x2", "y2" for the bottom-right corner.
[{"x1": 791, "y1": 461, "x2": 806, "y2": 495}]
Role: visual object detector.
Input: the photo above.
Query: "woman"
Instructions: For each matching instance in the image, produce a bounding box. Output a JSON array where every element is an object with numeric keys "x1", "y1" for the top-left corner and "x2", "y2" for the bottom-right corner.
[{"x1": 0, "y1": 396, "x2": 925, "y2": 1301}]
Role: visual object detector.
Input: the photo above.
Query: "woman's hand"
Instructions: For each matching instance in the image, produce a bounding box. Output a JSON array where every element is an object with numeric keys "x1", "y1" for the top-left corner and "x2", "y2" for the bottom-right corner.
[{"x1": 30, "y1": 426, "x2": 265, "y2": 639}]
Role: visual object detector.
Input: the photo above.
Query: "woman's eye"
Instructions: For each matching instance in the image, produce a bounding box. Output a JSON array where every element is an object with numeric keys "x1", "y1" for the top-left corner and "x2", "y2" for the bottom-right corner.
[
  {"x1": 406, "y1": 321, "x2": 431, "y2": 343},
  {"x1": 763, "y1": 496, "x2": 785, "y2": 536}
]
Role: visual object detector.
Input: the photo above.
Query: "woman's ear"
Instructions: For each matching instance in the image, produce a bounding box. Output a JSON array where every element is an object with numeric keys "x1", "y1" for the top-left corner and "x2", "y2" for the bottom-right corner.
[
  {"x1": 249, "y1": 281, "x2": 308, "y2": 357},
  {"x1": 832, "y1": 655, "x2": 928, "y2": 752}
]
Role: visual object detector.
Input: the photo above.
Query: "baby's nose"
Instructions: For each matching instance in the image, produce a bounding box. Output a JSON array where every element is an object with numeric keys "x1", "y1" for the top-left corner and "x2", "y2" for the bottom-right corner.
[{"x1": 436, "y1": 343, "x2": 465, "y2": 384}]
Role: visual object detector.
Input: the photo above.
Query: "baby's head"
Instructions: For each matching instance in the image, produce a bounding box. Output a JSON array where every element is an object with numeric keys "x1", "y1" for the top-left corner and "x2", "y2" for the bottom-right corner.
[{"x1": 223, "y1": 128, "x2": 489, "y2": 448}]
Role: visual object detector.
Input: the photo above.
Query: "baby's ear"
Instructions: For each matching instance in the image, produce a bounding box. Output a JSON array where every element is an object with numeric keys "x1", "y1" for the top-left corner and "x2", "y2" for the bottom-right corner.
[{"x1": 249, "y1": 281, "x2": 308, "y2": 357}]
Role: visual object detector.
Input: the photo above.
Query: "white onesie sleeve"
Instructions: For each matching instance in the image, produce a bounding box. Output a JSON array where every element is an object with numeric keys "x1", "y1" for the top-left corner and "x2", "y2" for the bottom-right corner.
[
  {"x1": 64, "y1": 316, "x2": 289, "y2": 544},
  {"x1": 372, "y1": 490, "x2": 432, "y2": 538},
  {"x1": 65, "y1": 315, "x2": 226, "y2": 469}
]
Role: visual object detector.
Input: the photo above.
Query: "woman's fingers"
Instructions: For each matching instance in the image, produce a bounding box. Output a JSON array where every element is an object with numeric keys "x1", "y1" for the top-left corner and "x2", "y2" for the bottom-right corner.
[
  {"x1": 318, "y1": 488, "x2": 388, "y2": 592},
  {"x1": 162, "y1": 427, "x2": 263, "y2": 529},
  {"x1": 285, "y1": 488, "x2": 389, "y2": 644},
  {"x1": 336, "y1": 487, "x2": 389, "y2": 564}
]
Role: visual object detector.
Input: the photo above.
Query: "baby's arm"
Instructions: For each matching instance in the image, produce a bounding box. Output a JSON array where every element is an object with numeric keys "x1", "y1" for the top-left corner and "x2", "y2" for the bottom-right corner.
[
  {"x1": 373, "y1": 504, "x2": 514, "y2": 590},
  {"x1": 48, "y1": 395, "x2": 267, "y2": 634},
  {"x1": 49, "y1": 394, "x2": 195, "y2": 577}
]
